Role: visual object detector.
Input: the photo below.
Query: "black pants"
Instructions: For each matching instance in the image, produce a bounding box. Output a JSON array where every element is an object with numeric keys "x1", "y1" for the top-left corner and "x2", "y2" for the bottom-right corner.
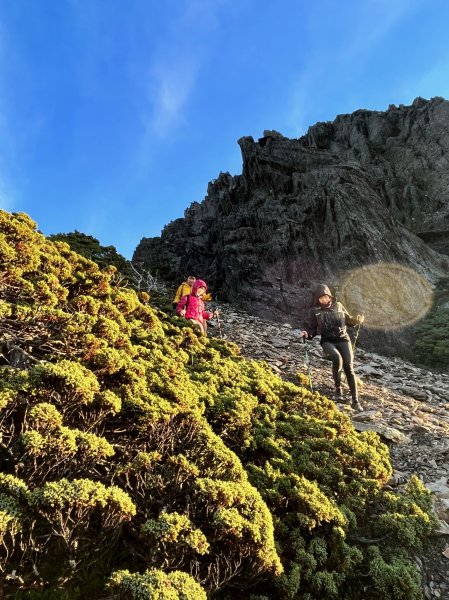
[{"x1": 322, "y1": 340, "x2": 358, "y2": 402}]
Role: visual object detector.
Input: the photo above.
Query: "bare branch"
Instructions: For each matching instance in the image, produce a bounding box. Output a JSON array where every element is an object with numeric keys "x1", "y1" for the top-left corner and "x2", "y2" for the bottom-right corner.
[{"x1": 126, "y1": 261, "x2": 167, "y2": 293}]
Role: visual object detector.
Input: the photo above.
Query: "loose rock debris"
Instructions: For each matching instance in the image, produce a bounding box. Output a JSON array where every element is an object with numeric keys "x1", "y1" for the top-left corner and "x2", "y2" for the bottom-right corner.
[{"x1": 210, "y1": 303, "x2": 449, "y2": 599}]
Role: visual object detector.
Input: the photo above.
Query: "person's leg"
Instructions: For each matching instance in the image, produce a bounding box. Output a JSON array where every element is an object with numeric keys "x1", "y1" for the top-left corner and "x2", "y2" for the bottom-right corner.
[
  {"x1": 322, "y1": 342, "x2": 344, "y2": 398},
  {"x1": 336, "y1": 340, "x2": 363, "y2": 411},
  {"x1": 188, "y1": 319, "x2": 205, "y2": 335}
]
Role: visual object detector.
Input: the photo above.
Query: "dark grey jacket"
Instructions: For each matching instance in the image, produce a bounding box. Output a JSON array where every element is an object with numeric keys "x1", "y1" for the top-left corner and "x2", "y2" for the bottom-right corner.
[{"x1": 304, "y1": 284, "x2": 359, "y2": 344}]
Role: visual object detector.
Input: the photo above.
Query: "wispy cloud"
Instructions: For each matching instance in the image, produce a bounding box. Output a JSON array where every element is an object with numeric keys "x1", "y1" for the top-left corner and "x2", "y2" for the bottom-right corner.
[
  {"x1": 146, "y1": 55, "x2": 198, "y2": 138},
  {"x1": 287, "y1": 0, "x2": 424, "y2": 134},
  {"x1": 339, "y1": 0, "x2": 416, "y2": 62},
  {"x1": 144, "y1": 0, "x2": 229, "y2": 140}
]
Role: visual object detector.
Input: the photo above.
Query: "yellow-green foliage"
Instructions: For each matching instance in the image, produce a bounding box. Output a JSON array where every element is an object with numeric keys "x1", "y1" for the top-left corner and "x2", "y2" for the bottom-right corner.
[
  {"x1": 28, "y1": 403, "x2": 63, "y2": 430},
  {"x1": 0, "y1": 493, "x2": 22, "y2": 541},
  {"x1": 0, "y1": 474, "x2": 29, "y2": 569},
  {"x1": 29, "y1": 478, "x2": 135, "y2": 519},
  {"x1": 0, "y1": 211, "x2": 436, "y2": 599},
  {"x1": 372, "y1": 475, "x2": 438, "y2": 550},
  {"x1": 31, "y1": 360, "x2": 100, "y2": 406},
  {"x1": 109, "y1": 568, "x2": 207, "y2": 600},
  {"x1": 142, "y1": 512, "x2": 210, "y2": 554}
]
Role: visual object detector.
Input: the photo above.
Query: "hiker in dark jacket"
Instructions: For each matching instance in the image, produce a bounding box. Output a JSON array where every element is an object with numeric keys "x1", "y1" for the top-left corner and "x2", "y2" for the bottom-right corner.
[{"x1": 299, "y1": 284, "x2": 364, "y2": 412}]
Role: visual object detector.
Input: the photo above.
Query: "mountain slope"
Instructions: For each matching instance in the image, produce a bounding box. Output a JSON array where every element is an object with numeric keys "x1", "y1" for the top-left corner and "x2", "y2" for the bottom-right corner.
[{"x1": 0, "y1": 210, "x2": 437, "y2": 599}]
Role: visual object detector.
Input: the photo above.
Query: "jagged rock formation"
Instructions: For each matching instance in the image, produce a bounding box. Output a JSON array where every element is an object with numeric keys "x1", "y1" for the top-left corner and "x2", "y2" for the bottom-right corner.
[{"x1": 134, "y1": 97, "x2": 449, "y2": 352}]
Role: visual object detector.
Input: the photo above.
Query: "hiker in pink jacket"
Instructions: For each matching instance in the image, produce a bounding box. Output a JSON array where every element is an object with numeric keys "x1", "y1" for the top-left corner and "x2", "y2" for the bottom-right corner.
[{"x1": 176, "y1": 279, "x2": 218, "y2": 336}]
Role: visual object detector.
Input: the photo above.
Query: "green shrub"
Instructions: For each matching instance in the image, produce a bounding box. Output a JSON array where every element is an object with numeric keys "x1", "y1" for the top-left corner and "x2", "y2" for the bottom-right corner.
[
  {"x1": 411, "y1": 307, "x2": 449, "y2": 369},
  {"x1": 370, "y1": 476, "x2": 438, "y2": 550},
  {"x1": 0, "y1": 210, "x2": 437, "y2": 598},
  {"x1": 109, "y1": 568, "x2": 207, "y2": 599},
  {"x1": 368, "y1": 546, "x2": 422, "y2": 600},
  {"x1": 142, "y1": 512, "x2": 210, "y2": 555}
]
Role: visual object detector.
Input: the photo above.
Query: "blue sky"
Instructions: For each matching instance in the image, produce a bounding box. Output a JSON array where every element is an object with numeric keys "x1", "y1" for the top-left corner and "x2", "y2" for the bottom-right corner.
[{"x1": 1, "y1": 0, "x2": 449, "y2": 258}]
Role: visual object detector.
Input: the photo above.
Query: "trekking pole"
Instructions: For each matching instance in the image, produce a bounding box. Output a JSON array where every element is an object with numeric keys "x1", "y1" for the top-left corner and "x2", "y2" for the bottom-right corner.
[
  {"x1": 215, "y1": 310, "x2": 223, "y2": 340},
  {"x1": 302, "y1": 336, "x2": 313, "y2": 393},
  {"x1": 352, "y1": 313, "x2": 365, "y2": 352}
]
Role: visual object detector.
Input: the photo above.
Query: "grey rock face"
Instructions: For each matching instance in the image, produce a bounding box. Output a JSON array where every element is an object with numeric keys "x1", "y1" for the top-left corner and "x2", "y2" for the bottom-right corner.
[{"x1": 134, "y1": 97, "x2": 449, "y2": 351}]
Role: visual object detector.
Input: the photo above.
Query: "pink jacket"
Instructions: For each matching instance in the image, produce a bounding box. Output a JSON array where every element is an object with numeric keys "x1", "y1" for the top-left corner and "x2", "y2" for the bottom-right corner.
[{"x1": 176, "y1": 279, "x2": 213, "y2": 324}]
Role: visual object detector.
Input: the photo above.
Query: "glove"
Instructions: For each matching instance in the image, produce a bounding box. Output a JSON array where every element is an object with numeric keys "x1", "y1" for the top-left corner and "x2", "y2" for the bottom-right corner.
[{"x1": 356, "y1": 314, "x2": 365, "y2": 325}]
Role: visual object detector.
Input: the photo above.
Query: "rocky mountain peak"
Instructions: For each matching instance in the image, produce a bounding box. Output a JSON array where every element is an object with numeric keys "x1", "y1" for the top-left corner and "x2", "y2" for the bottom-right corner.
[{"x1": 134, "y1": 97, "x2": 449, "y2": 352}]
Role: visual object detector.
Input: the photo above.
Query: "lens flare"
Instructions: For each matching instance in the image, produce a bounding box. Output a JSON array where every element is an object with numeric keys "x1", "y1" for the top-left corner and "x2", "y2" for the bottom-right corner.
[{"x1": 340, "y1": 263, "x2": 433, "y2": 330}]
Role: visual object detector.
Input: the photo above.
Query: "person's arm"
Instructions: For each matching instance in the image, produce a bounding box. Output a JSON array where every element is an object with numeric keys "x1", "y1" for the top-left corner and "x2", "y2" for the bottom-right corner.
[
  {"x1": 203, "y1": 309, "x2": 219, "y2": 319},
  {"x1": 348, "y1": 313, "x2": 364, "y2": 327},
  {"x1": 300, "y1": 307, "x2": 318, "y2": 339},
  {"x1": 173, "y1": 284, "x2": 184, "y2": 305},
  {"x1": 202, "y1": 301, "x2": 213, "y2": 320},
  {"x1": 341, "y1": 303, "x2": 364, "y2": 327},
  {"x1": 198, "y1": 297, "x2": 215, "y2": 320},
  {"x1": 176, "y1": 295, "x2": 188, "y2": 317}
]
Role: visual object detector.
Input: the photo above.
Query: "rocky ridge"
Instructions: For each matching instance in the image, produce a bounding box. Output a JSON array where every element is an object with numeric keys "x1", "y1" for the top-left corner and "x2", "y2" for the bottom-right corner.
[
  {"x1": 209, "y1": 302, "x2": 449, "y2": 599},
  {"x1": 134, "y1": 97, "x2": 449, "y2": 355}
]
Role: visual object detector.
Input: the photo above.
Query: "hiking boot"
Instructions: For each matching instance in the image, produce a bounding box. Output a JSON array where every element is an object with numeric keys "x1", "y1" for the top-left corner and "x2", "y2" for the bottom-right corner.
[
  {"x1": 351, "y1": 400, "x2": 364, "y2": 412},
  {"x1": 334, "y1": 387, "x2": 345, "y2": 402}
]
